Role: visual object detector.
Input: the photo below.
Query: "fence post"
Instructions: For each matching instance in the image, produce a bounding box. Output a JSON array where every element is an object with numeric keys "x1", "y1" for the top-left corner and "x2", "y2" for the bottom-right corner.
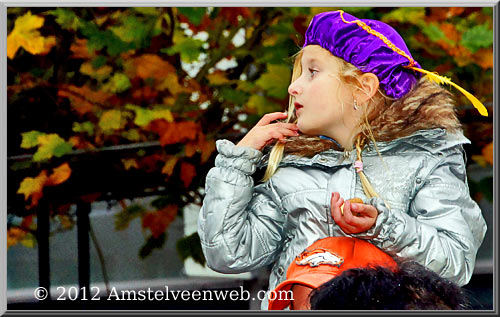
[
  {"x1": 77, "y1": 202, "x2": 91, "y2": 301},
  {"x1": 36, "y1": 198, "x2": 50, "y2": 302}
]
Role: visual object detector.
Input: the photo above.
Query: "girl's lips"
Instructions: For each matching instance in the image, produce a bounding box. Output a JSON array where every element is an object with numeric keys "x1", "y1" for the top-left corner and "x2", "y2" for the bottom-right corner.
[{"x1": 294, "y1": 102, "x2": 303, "y2": 113}]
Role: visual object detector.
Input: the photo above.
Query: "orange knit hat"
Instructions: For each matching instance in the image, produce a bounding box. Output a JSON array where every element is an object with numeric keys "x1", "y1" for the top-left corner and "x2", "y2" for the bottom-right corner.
[{"x1": 268, "y1": 236, "x2": 397, "y2": 310}]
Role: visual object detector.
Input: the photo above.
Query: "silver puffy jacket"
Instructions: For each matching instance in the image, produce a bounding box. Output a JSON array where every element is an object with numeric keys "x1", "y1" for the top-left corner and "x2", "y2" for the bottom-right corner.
[{"x1": 197, "y1": 128, "x2": 487, "y2": 310}]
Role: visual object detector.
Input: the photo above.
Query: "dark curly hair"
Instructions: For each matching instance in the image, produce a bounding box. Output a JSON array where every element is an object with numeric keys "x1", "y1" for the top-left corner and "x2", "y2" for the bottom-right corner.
[{"x1": 309, "y1": 260, "x2": 471, "y2": 310}]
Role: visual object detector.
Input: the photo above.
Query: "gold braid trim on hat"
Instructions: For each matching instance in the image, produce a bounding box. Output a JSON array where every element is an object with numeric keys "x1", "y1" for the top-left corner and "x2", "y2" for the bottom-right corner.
[
  {"x1": 336, "y1": 10, "x2": 488, "y2": 116},
  {"x1": 338, "y1": 10, "x2": 416, "y2": 67}
]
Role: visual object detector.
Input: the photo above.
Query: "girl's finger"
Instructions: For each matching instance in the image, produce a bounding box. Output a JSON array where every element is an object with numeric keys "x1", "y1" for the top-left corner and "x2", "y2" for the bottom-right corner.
[
  {"x1": 256, "y1": 112, "x2": 288, "y2": 126},
  {"x1": 351, "y1": 203, "x2": 378, "y2": 218},
  {"x1": 274, "y1": 122, "x2": 300, "y2": 131}
]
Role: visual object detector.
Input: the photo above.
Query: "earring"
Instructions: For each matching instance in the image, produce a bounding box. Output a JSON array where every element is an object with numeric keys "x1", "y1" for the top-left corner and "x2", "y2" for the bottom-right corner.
[{"x1": 353, "y1": 100, "x2": 359, "y2": 110}]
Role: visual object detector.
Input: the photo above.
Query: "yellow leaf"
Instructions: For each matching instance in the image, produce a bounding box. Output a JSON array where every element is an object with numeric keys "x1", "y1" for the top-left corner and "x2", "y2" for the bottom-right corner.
[
  {"x1": 57, "y1": 215, "x2": 74, "y2": 230},
  {"x1": 152, "y1": 109, "x2": 174, "y2": 122},
  {"x1": 48, "y1": 163, "x2": 72, "y2": 186},
  {"x1": 99, "y1": 110, "x2": 123, "y2": 133},
  {"x1": 262, "y1": 34, "x2": 278, "y2": 46},
  {"x1": 162, "y1": 96, "x2": 176, "y2": 107},
  {"x1": 20, "y1": 233, "x2": 36, "y2": 248},
  {"x1": 80, "y1": 62, "x2": 113, "y2": 81},
  {"x1": 156, "y1": 72, "x2": 187, "y2": 96},
  {"x1": 17, "y1": 170, "x2": 48, "y2": 207},
  {"x1": 471, "y1": 155, "x2": 488, "y2": 168},
  {"x1": 206, "y1": 71, "x2": 231, "y2": 85},
  {"x1": 161, "y1": 156, "x2": 178, "y2": 176},
  {"x1": 122, "y1": 158, "x2": 139, "y2": 170},
  {"x1": 7, "y1": 11, "x2": 57, "y2": 59}
]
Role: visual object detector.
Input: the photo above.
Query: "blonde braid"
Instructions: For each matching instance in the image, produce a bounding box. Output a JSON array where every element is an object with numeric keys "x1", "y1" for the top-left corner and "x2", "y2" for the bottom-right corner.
[{"x1": 354, "y1": 135, "x2": 380, "y2": 199}]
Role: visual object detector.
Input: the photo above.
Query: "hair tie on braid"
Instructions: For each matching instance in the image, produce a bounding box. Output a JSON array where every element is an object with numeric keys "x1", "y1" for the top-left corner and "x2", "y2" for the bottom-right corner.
[{"x1": 354, "y1": 160, "x2": 364, "y2": 173}]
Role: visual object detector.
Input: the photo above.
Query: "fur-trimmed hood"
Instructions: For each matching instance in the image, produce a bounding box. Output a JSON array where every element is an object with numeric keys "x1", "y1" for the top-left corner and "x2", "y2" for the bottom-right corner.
[{"x1": 279, "y1": 78, "x2": 462, "y2": 157}]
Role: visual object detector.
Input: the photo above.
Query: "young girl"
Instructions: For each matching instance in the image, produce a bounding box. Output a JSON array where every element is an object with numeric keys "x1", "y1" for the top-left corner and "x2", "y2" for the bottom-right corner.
[{"x1": 197, "y1": 10, "x2": 487, "y2": 310}]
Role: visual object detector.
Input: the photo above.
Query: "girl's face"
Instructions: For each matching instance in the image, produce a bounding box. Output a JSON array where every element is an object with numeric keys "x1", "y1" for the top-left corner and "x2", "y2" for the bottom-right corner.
[{"x1": 288, "y1": 45, "x2": 358, "y2": 145}]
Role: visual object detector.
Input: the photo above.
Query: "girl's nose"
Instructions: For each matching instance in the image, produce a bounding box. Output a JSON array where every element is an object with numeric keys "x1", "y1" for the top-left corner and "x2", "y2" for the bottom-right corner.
[{"x1": 288, "y1": 80, "x2": 302, "y2": 96}]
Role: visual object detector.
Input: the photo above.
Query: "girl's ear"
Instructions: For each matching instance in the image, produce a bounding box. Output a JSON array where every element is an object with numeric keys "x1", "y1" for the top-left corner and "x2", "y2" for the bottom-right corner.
[{"x1": 355, "y1": 73, "x2": 379, "y2": 104}]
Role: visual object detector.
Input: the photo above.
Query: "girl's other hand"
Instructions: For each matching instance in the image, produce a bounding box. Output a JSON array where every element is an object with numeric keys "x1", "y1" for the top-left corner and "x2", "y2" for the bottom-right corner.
[
  {"x1": 236, "y1": 112, "x2": 300, "y2": 150},
  {"x1": 330, "y1": 192, "x2": 378, "y2": 234}
]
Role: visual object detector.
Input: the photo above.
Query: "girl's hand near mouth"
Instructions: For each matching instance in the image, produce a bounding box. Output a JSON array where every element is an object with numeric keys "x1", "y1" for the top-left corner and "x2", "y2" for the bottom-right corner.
[{"x1": 236, "y1": 112, "x2": 300, "y2": 151}]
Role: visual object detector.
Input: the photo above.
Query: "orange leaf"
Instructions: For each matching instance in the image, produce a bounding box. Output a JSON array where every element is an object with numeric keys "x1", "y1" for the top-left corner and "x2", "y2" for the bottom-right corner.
[
  {"x1": 439, "y1": 23, "x2": 460, "y2": 43},
  {"x1": 80, "y1": 192, "x2": 102, "y2": 203},
  {"x1": 47, "y1": 163, "x2": 72, "y2": 186},
  {"x1": 21, "y1": 215, "x2": 34, "y2": 229},
  {"x1": 69, "y1": 136, "x2": 96, "y2": 150},
  {"x1": 142, "y1": 204, "x2": 178, "y2": 238},
  {"x1": 199, "y1": 137, "x2": 216, "y2": 164},
  {"x1": 7, "y1": 227, "x2": 27, "y2": 248},
  {"x1": 180, "y1": 162, "x2": 196, "y2": 188},
  {"x1": 184, "y1": 142, "x2": 197, "y2": 157},
  {"x1": 133, "y1": 54, "x2": 176, "y2": 80},
  {"x1": 161, "y1": 156, "x2": 179, "y2": 176},
  {"x1": 472, "y1": 48, "x2": 494, "y2": 70},
  {"x1": 58, "y1": 85, "x2": 112, "y2": 115},
  {"x1": 220, "y1": 8, "x2": 251, "y2": 26},
  {"x1": 70, "y1": 38, "x2": 94, "y2": 59},
  {"x1": 149, "y1": 121, "x2": 200, "y2": 146},
  {"x1": 482, "y1": 142, "x2": 493, "y2": 166}
]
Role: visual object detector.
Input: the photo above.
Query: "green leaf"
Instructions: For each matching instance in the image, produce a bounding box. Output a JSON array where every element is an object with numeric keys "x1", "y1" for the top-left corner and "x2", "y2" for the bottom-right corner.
[
  {"x1": 121, "y1": 129, "x2": 141, "y2": 142},
  {"x1": 132, "y1": 7, "x2": 160, "y2": 16},
  {"x1": 72, "y1": 121, "x2": 95, "y2": 135},
  {"x1": 247, "y1": 95, "x2": 281, "y2": 115},
  {"x1": 219, "y1": 87, "x2": 249, "y2": 105},
  {"x1": 126, "y1": 104, "x2": 174, "y2": 127},
  {"x1": 256, "y1": 64, "x2": 291, "y2": 99},
  {"x1": 381, "y1": 7, "x2": 425, "y2": 25},
  {"x1": 33, "y1": 134, "x2": 73, "y2": 162},
  {"x1": 98, "y1": 109, "x2": 123, "y2": 133},
  {"x1": 21, "y1": 130, "x2": 45, "y2": 149},
  {"x1": 52, "y1": 142, "x2": 74, "y2": 158},
  {"x1": 151, "y1": 195, "x2": 176, "y2": 209},
  {"x1": 460, "y1": 24, "x2": 493, "y2": 53},
  {"x1": 102, "y1": 73, "x2": 131, "y2": 93},
  {"x1": 110, "y1": 16, "x2": 148, "y2": 46},
  {"x1": 161, "y1": 34, "x2": 204, "y2": 63},
  {"x1": 479, "y1": 176, "x2": 493, "y2": 202},
  {"x1": 114, "y1": 204, "x2": 146, "y2": 231},
  {"x1": 48, "y1": 8, "x2": 81, "y2": 31},
  {"x1": 176, "y1": 232, "x2": 206, "y2": 266},
  {"x1": 91, "y1": 56, "x2": 107, "y2": 69},
  {"x1": 80, "y1": 21, "x2": 132, "y2": 56},
  {"x1": 139, "y1": 232, "x2": 166, "y2": 259},
  {"x1": 422, "y1": 24, "x2": 445, "y2": 42},
  {"x1": 177, "y1": 7, "x2": 206, "y2": 26}
]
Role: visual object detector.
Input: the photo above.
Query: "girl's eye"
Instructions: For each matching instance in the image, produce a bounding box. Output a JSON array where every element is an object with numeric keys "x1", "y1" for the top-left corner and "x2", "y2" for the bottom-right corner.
[{"x1": 308, "y1": 68, "x2": 318, "y2": 77}]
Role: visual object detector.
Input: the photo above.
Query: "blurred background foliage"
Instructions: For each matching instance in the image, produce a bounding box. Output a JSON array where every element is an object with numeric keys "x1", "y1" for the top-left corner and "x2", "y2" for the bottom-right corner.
[{"x1": 7, "y1": 7, "x2": 493, "y2": 261}]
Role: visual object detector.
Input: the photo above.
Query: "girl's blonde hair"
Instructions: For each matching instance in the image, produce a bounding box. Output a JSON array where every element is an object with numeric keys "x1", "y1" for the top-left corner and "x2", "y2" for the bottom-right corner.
[{"x1": 262, "y1": 49, "x2": 389, "y2": 200}]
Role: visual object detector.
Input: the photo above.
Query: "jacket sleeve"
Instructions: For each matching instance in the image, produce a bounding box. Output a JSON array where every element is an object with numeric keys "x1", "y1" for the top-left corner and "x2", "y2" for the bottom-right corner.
[
  {"x1": 353, "y1": 147, "x2": 487, "y2": 286},
  {"x1": 197, "y1": 139, "x2": 286, "y2": 274}
]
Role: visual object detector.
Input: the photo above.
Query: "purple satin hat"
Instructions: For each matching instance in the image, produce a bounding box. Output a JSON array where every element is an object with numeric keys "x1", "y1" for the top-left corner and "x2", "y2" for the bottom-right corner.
[{"x1": 304, "y1": 10, "x2": 422, "y2": 99}]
